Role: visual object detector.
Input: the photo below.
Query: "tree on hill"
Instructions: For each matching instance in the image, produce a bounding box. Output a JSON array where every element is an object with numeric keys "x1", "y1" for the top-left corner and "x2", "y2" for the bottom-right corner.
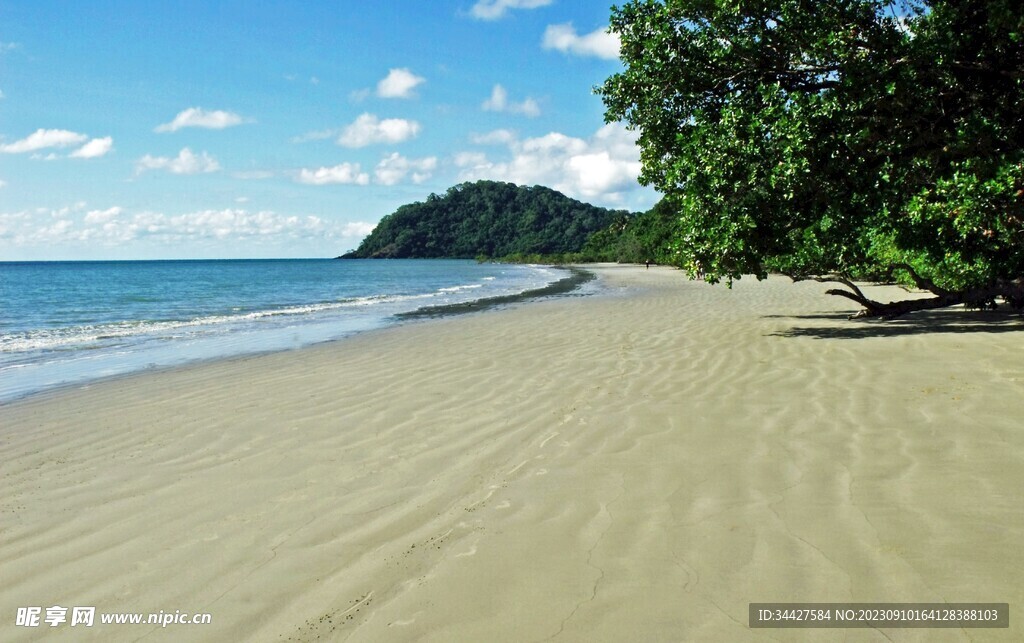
[
  {"x1": 599, "y1": 0, "x2": 1024, "y2": 318},
  {"x1": 341, "y1": 180, "x2": 629, "y2": 259},
  {"x1": 580, "y1": 197, "x2": 680, "y2": 264}
]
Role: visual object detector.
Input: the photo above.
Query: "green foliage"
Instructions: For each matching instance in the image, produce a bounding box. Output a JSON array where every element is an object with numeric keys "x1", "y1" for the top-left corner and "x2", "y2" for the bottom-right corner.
[
  {"x1": 579, "y1": 197, "x2": 681, "y2": 264},
  {"x1": 342, "y1": 181, "x2": 628, "y2": 259},
  {"x1": 492, "y1": 251, "x2": 587, "y2": 265},
  {"x1": 889, "y1": 160, "x2": 1024, "y2": 291},
  {"x1": 599, "y1": 0, "x2": 1024, "y2": 295}
]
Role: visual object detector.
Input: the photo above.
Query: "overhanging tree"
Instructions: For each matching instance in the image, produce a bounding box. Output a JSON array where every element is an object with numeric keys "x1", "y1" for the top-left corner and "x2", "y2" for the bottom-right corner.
[{"x1": 599, "y1": 0, "x2": 1024, "y2": 318}]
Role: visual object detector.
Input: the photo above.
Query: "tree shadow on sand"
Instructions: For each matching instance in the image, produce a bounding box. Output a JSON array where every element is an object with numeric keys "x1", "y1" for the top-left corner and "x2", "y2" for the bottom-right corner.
[{"x1": 767, "y1": 309, "x2": 1024, "y2": 339}]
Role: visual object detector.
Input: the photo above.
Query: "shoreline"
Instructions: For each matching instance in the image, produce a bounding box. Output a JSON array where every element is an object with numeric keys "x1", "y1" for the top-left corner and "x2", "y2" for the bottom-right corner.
[
  {"x1": 0, "y1": 262, "x2": 586, "y2": 406},
  {"x1": 397, "y1": 265, "x2": 595, "y2": 319},
  {"x1": 2, "y1": 265, "x2": 1022, "y2": 641}
]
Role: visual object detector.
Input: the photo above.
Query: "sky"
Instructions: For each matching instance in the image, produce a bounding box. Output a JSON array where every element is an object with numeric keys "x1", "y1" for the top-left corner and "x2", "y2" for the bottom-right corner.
[{"x1": 0, "y1": 0, "x2": 658, "y2": 260}]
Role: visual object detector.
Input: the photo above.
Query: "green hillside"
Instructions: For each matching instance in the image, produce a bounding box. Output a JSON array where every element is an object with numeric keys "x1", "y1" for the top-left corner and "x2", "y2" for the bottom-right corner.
[{"x1": 340, "y1": 180, "x2": 629, "y2": 259}]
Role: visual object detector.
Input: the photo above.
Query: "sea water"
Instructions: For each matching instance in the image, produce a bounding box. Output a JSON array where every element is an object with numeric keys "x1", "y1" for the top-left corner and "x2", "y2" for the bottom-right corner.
[{"x1": 0, "y1": 259, "x2": 566, "y2": 402}]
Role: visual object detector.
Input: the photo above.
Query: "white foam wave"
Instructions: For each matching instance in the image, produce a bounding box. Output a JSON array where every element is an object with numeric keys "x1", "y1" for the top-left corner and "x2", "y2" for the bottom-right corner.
[
  {"x1": 437, "y1": 284, "x2": 483, "y2": 293},
  {"x1": 0, "y1": 281, "x2": 513, "y2": 354},
  {"x1": 3, "y1": 297, "x2": 388, "y2": 353}
]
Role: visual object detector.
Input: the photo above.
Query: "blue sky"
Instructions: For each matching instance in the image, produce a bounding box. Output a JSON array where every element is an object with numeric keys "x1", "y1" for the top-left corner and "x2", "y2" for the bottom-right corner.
[{"x1": 0, "y1": 0, "x2": 657, "y2": 260}]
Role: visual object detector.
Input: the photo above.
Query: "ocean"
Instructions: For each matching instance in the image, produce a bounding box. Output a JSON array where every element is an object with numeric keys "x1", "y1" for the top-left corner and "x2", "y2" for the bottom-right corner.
[{"x1": 0, "y1": 259, "x2": 576, "y2": 402}]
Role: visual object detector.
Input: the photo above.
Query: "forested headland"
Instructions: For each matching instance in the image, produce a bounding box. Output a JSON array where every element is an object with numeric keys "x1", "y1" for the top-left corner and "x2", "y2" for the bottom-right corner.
[{"x1": 339, "y1": 180, "x2": 633, "y2": 261}]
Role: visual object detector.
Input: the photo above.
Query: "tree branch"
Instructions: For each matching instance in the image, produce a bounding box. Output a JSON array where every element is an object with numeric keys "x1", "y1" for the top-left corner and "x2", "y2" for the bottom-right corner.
[
  {"x1": 888, "y1": 263, "x2": 949, "y2": 296},
  {"x1": 790, "y1": 272, "x2": 1024, "y2": 319},
  {"x1": 791, "y1": 273, "x2": 872, "y2": 303},
  {"x1": 789, "y1": 273, "x2": 888, "y2": 315}
]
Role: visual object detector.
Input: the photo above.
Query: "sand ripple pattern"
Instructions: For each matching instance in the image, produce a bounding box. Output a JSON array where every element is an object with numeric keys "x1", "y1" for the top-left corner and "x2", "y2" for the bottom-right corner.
[{"x1": 1, "y1": 266, "x2": 1022, "y2": 641}]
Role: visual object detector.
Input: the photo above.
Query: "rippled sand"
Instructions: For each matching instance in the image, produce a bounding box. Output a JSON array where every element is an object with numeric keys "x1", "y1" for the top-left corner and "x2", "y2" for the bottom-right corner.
[{"x1": 2, "y1": 265, "x2": 1021, "y2": 641}]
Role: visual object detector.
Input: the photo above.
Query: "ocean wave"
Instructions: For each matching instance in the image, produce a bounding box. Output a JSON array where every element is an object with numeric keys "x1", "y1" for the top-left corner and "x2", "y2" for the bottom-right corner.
[
  {"x1": 0, "y1": 282, "x2": 509, "y2": 354},
  {"x1": 437, "y1": 284, "x2": 483, "y2": 293}
]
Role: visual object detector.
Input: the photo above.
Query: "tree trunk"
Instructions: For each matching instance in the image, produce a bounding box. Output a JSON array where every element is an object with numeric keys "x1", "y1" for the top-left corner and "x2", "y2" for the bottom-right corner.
[{"x1": 791, "y1": 274, "x2": 1024, "y2": 319}]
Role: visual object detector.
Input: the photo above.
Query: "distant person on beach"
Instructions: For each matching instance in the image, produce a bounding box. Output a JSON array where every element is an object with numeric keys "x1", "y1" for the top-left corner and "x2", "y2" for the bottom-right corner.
[{"x1": 645, "y1": 259, "x2": 651, "y2": 269}]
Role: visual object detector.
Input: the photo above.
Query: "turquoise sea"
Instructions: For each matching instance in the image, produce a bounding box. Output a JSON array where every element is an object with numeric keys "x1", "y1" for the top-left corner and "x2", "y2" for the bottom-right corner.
[{"x1": 0, "y1": 259, "x2": 571, "y2": 402}]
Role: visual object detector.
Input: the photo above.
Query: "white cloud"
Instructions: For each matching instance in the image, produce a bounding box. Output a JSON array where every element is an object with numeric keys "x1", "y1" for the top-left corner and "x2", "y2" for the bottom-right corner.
[
  {"x1": 41, "y1": 202, "x2": 87, "y2": 219},
  {"x1": 470, "y1": 0, "x2": 552, "y2": 20},
  {"x1": 376, "y1": 68, "x2": 426, "y2": 99},
  {"x1": 291, "y1": 128, "x2": 338, "y2": 143},
  {"x1": 337, "y1": 113, "x2": 421, "y2": 148},
  {"x1": 481, "y1": 85, "x2": 540, "y2": 117},
  {"x1": 0, "y1": 179, "x2": 6, "y2": 188},
  {"x1": 162, "y1": 210, "x2": 312, "y2": 240},
  {"x1": 296, "y1": 163, "x2": 370, "y2": 185},
  {"x1": 542, "y1": 23, "x2": 620, "y2": 60},
  {"x1": 0, "y1": 211, "x2": 27, "y2": 238},
  {"x1": 349, "y1": 88, "x2": 372, "y2": 103},
  {"x1": 35, "y1": 218, "x2": 75, "y2": 242},
  {"x1": 456, "y1": 123, "x2": 643, "y2": 204},
  {"x1": 136, "y1": 148, "x2": 221, "y2": 175},
  {"x1": 83, "y1": 206, "x2": 123, "y2": 225},
  {"x1": 374, "y1": 153, "x2": 438, "y2": 185},
  {"x1": 341, "y1": 221, "x2": 377, "y2": 238},
  {"x1": 0, "y1": 129, "x2": 88, "y2": 154},
  {"x1": 155, "y1": 107, "x2": 246, "y2": 133},
  {"x1": 69, "y1": 136, "x2": 114, "y2": 159},
  {"x1": 482, "y1": 85, "x2": 509, "y2": 112},
  {"x1": 454, "y1": 151, "x2": 489, "y2": 169},
  {"x1": 1, "y1": 206, "x2": 375, "y2": 247},
  {"x1": 471, "y1": 129, "x2": 517, "y2": 145}
]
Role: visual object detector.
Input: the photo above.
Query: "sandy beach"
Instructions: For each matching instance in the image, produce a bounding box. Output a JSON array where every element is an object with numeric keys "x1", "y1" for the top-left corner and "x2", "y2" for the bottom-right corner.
[{"x1": 1, "y1": 265, "x2": 1021, "y2": 641}]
